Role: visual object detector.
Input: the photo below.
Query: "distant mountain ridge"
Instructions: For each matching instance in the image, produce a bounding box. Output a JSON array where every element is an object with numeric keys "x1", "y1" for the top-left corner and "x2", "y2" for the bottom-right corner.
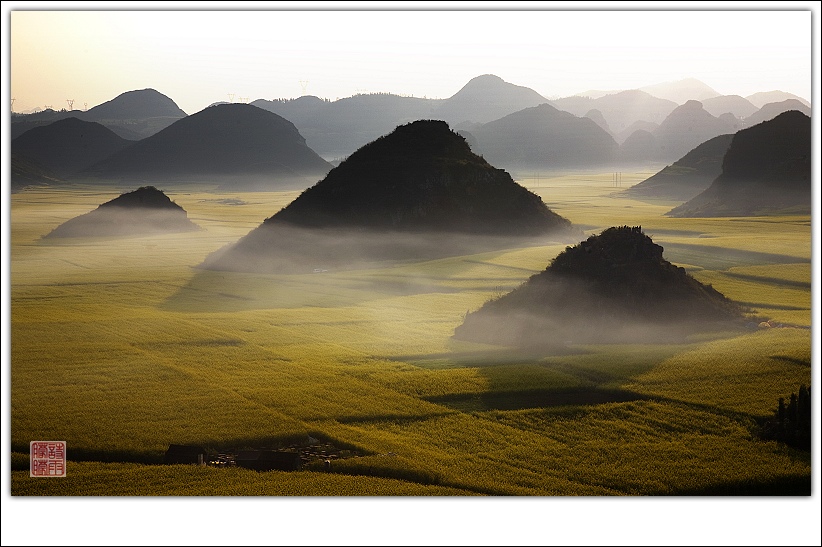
[
  {"x1": 651, "y1": 100, "x2": 739, "y2": 161},
  {"x1": 432, "y1": 74, "x2": 549, "y2": 125},
  {"x1": 84, "y1": 88, "x2": 188, "y2": 119},
  {"x1": 253, "y1": 93, "x2": 437, "y2": 159},
  {"x1": 744, "y1": 99, "x2": 811, "y2": 127},
  {"x1": 470, "y1": 103, "x2": 619, "y2": 173},
  {"x1": 10, "y1": 77, "x2": 811, "y2": 188},
  {"x1": 701, "y1": 95, "x2": 758, "y2": 119},
  {"x1": 639, "y1": 78, "x2": 722, "y2": 104},
  {"x1": 11, "y1": 89, "x2": 188, "y2": 141},
  {"x1": 550, "y1": 90, "x2": 678, "y2": 137},
  {"x1": 77, "y1": 103, "x2": 332, "y2": 190},
  {"x1": 252, "y1": 75, "x2": 550, "y2": 158},
  {"x1": 745, "y1": 91, "x2": 811, "y2": 109}
]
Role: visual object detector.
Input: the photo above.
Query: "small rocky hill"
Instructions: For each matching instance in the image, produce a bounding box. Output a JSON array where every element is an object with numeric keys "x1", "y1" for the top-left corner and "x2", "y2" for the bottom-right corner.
[
  {"x1": 43, "y1": 186, "x2": 200, "y2": 238},
  {"x1": 453, "y1": 226, "x2": 750, "y2": 347}
]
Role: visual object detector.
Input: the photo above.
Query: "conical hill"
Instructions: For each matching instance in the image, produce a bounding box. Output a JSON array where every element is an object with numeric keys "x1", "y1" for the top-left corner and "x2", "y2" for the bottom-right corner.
[
  {"x1": 202, "y1": 120, "x2": 576, "y2": 273},
  {"x1": 453, "y1": 226, "x2": 751, "y2": 347},
  {"x1": 44, "y1": 186, "x2": 200, "y2": 238}
]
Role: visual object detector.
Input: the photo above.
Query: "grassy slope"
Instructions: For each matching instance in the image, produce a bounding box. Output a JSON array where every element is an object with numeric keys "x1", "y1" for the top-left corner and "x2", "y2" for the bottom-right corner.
[{"x1": 10, "y1": 177, "x2": 812, "y2": 495}]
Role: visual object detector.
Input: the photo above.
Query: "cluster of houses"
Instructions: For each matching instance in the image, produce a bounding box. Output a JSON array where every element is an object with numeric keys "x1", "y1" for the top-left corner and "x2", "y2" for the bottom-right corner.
[{"x1": 163, "y1": 441, "x2": 353, "y2": 472}]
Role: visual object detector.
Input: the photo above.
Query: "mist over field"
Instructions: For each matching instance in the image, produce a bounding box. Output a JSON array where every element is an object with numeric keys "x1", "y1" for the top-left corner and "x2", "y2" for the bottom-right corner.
[{"x1": 200, "y1": 223, "x2": 573, "y2": 274}]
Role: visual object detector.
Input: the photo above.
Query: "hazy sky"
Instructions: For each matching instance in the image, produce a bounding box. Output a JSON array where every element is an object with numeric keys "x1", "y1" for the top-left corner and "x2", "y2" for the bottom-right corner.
[{"x1": 6, "y1": 2, "x2": 816, "y2": 115}]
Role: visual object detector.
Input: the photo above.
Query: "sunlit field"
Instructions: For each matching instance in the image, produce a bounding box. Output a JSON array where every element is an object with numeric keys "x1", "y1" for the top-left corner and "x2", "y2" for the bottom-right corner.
[{"x1": 10, "y1": 172, "x2": 812, "y2": 495}]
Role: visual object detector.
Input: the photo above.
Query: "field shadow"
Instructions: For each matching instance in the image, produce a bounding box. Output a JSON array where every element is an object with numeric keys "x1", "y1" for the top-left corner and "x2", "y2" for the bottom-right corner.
[
  {"x1": 426, "y1": 387, "x2": 650, "y2": 412},
  {"x1": 381, "y1": 345, "x2": 589, "y2": 370},
  {"x1": 662, "y1": 242, "x2": 809, "y2": 270},
  {"x1": 160, "y1": 266, "x2": 463, "y2": 313}
]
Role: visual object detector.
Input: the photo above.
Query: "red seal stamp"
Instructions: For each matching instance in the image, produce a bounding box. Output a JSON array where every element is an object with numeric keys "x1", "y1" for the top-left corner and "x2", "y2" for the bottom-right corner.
[{"x1": 30, "y1": 441, "x2": 66, "y2": 477}]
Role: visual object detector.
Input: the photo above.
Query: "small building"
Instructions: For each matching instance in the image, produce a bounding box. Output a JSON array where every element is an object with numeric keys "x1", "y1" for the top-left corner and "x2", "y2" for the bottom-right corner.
[
  {"x1": 234, "y1": 450, "x2": 302, "y2": 471},
  {"x1": 164, "y1": 444, "x2": 207, "y2": 465}
]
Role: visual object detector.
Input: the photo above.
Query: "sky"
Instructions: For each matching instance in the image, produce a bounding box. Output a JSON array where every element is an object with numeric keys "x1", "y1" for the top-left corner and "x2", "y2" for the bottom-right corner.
[{"x1": 6, "y1": 2, "x2": 817, "y2": 116}]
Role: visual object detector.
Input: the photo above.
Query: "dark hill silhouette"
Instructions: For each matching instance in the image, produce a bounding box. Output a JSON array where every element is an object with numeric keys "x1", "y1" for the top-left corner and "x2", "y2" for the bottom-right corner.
[
  {"x1": 470, "y1": 103, "x2": 618, "y2": 172},
  {"x1": 11, "y1": 117, "x2": 133, "y2": 178},
  {"x1": 201, "y1": 120, "x2": 576, "y2": 273},
  {"x1": 667, "y1": 110, "x2": 811, "y2": 217},
  {"x1": 652, "y1": 100, "x2": 738, "y2": 161},
  {"x1": 77, "y1": 103, "x2": 332, "y2": 190},
  {"x1": 11, "y1": 110, "x2": 77, "y2": 139},
  {"x1": 432, "y1": 74, "x2": 548, "y2": 125},
  {"x1": 11, "y1": 153, "x2": 63, "y2": 192},
  {"x1": 43, "y1": 186, "x2": 200, "y2": 238},
  {"x1": 743, "y1": 99, "x2": 811, "y2": 127},
  {"x1": 745, "y1": 91, "x2": 810, "y2": 109},
  {"x1": 621, "y1": 133, "x2": 734, "y2": 201},
  {"x1": 453, "y1": 226, "x2": 749, "y2": 347},
  {"x1": 701, "y1": 95, "x2": 758, "y2": 119},
  {"x1": 639, "y1": 78, "x2": 721, "y2": 104}
]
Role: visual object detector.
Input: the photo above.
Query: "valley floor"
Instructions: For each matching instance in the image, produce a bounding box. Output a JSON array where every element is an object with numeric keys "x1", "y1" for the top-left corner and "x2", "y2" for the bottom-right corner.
[{"x1": 8, "y1": 173, "x2": 815, "y2": 506}]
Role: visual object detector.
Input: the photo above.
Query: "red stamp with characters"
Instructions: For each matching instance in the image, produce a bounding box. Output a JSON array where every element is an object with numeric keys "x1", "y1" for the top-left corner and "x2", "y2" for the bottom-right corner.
[{"x1": 30, "y1": 441, "x2": 66, "y2": 477}]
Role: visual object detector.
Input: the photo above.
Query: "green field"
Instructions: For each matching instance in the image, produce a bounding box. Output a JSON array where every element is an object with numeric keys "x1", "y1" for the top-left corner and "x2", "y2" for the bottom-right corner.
[{"x1": 9, "y1": 173, "x2": 813, "y2": 496}]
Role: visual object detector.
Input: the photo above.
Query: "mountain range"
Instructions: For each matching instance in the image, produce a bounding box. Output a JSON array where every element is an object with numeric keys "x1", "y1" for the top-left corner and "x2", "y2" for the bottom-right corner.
[
  {"x1": 11, "y1": 88, "x2": 187, "y2": 141},
  {"x1": 10, "y1": 76, "x2": 812, "y2": 193},
  {"x1": 75, "y1": 103, "x2": 333, "y2": 190}
]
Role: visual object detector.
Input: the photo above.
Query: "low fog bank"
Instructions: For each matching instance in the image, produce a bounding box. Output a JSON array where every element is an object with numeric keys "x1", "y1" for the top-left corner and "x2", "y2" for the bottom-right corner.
[
  {"x1": 200, "y1": 222, "x2": 578, "y2": 274},
  {"x1": 42, "y1": 207, "x2": 201, "y2": 239},
  {"x1": 453, "y1": 274, "x2": 755, "y2": 348}
]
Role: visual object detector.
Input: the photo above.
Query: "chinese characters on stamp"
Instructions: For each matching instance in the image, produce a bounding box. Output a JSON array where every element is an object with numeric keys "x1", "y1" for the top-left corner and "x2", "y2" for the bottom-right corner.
[{"x1": 30, "y1": 441, "x2": 66, "y2": 477}]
